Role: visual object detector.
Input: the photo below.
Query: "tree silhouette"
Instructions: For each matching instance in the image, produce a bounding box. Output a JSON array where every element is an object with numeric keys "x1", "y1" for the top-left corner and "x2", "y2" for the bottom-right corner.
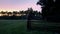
[
  {"x1": 27, "y1": 8, "x2": 34, "y2": 30},
  {"x1": 7, "y1": 12, "x2": 12, "y2": 16},
  {"x1": 37, "y1": 0, "x2": 60, "y2": 21},
  {"x1": 1, "y1": 11, "x2": 5, "y2": 14},
  {"x1": 37, "y1": 0, "x2": 60, "y2": 33},
  {"x1": 13, "y1": 11, "x2": 17, "y2": 16}
]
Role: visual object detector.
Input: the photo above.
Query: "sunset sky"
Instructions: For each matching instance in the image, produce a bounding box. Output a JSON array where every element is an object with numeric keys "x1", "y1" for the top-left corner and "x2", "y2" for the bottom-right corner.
[{"x1": 0, "y1": 0, "x2": 41, "y2": 12}]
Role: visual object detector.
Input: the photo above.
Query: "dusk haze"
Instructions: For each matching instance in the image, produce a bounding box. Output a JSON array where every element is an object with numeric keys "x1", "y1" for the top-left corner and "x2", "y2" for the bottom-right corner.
[{"x1": 0, "y1": 0, "x2": 41, "y2": 12}]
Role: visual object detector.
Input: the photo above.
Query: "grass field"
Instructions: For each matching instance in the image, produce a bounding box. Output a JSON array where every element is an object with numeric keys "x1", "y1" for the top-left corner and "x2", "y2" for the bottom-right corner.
[{"x1": 0, "y1": 20, "x2": 55, "y2": 34}]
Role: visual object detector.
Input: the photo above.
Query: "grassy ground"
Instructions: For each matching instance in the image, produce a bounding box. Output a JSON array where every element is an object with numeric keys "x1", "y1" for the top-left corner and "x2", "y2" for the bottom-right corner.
[{"x1": 0, "y1": 20, "x2": 54, "y2": 34}]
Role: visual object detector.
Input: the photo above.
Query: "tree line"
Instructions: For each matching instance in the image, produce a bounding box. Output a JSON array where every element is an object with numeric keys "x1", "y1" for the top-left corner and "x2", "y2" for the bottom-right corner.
[{"x1": 0, "y1": 8, "x2": 42, "y2": 20}]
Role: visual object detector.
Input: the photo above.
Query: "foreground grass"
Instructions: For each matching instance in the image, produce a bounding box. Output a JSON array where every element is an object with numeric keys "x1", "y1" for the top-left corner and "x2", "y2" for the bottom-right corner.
[
  {"x1": 0, "y1": 20, "x2": 27, "y2": 34},
  {"x1": 0, "y1": 20, "x2": 54, "y2": 34},
  {"x1": 0, "y1": 20, "x2": 41, "y2": 34}
]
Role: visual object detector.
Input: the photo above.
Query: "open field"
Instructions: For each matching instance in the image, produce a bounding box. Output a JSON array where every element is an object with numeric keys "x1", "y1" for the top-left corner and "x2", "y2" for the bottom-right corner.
[{"x1": 0, "y1": 20, "x2": 56, "y2": 34}]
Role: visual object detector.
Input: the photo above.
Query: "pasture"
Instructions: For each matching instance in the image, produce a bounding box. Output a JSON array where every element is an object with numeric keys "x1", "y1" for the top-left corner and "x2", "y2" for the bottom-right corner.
[{"x1": 0, "y1": 20, "x2": 55, "y2": 34}]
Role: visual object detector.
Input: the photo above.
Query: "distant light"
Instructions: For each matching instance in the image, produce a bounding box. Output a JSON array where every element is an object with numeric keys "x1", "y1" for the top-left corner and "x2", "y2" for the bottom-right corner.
[{"x1": 53, "y1": 0, "x2": 56, "y2": 2}]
